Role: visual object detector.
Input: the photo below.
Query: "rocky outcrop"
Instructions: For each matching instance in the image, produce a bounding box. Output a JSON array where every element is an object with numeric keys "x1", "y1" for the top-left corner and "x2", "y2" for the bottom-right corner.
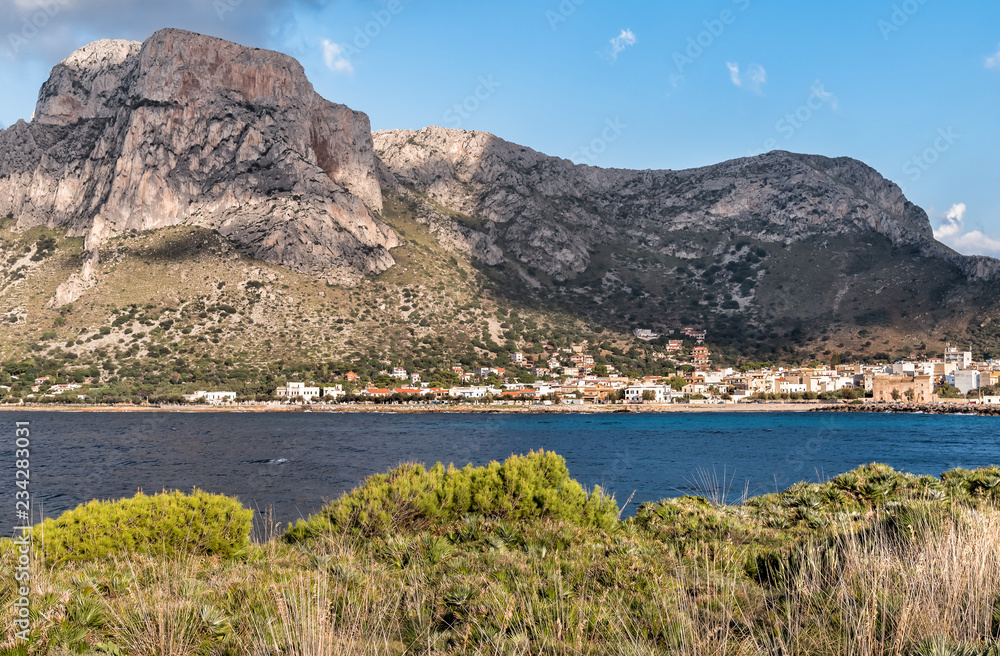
[
  {"x1": 374, "y1": 126, "x2": 1000, "y2": 281},
  {"x1": 0, "y1": 29, "x2": 398, "y2": 291}
]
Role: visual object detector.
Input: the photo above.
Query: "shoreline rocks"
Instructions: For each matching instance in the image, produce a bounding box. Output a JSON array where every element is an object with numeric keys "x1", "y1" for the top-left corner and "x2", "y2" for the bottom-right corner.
[{"x1": 813, "y1": 402, "x2": 1000, "y2": 416}]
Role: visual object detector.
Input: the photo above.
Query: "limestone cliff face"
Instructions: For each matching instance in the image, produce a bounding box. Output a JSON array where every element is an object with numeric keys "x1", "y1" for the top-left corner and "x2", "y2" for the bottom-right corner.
[
  {"x1": 374, "y1": 126, "x2": 995, "y2": 281},
  {"x1": 0, "y1": 29, "x2": 397, "y2": 288}
]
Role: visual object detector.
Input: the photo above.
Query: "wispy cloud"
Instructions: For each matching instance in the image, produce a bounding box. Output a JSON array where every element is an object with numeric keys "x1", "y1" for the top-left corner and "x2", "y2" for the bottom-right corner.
[
  {"x1": 986, "y1": 44, "x2": 1000, "y2": 69},
  {"x1": 726, "y1": 61, "x2": 767, "y2": 94},
  {"x1": 934, "y1": 203, "x2": 1000, "y2": 257},
  {"x1": 0, "y1": 0, "x2": 336, "y2": 61},
  {"x1": 726, "y1": 62, "x2": 741, "y2": 86},
  {"x1": 604, "y1": 28, "x2": 636, "y2": 61},
  {"x1": 321, "y1": 39, "x2": 353, "y2": 74},
  {"x1": 810, "y1": 80, "x2": 839, "y2": 110}
]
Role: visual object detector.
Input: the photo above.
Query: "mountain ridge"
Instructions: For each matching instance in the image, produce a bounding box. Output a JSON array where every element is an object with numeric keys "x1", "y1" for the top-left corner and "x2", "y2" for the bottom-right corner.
[
  {"x1": 1, "y1": 29, "x2": 1000, "y2": 365},
  {"x1": 373, "y1": 125, "x2": 985, "y2": 274},
  {"x1": 372, "y1": 126, "x2": 1000, "y2": 342}
]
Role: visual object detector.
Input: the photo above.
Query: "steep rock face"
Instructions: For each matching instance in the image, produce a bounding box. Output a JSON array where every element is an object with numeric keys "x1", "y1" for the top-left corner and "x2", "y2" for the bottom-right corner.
[
  {"x1": 0, "y1": 29, "x2": 398, "y2": 288},
  {"x1": 374, "y1": 126, "x2": 988, "y2": 281}
]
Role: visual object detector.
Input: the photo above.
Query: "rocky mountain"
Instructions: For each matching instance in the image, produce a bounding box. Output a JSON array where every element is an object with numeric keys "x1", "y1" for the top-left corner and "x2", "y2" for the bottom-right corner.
[
  {"x1": 0, "y1": 28, "x2": 398, "y2": 298},
  {"x1": 373, "y1": 126, "x2": 993, "y2": 281},
  {"x1": 2, "y1": 29, "x2": 1000, "y2": 361},
  {"x1": 374, "y1": 127, "x2": 1000, "y2": 348}
]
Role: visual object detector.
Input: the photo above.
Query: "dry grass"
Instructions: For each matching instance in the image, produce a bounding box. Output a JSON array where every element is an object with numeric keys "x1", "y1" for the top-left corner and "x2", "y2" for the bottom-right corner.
[
  {"x1": 4, "y1": 471, "x2": 1000, "y2": 655},
  {"x1": 661, "y1": 508, "x2": 1000, "y2": 656}
]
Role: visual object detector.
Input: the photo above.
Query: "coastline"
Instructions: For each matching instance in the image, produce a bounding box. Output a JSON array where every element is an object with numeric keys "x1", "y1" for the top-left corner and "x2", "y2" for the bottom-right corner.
[
  {"x1": 0, "y1": 402, "x2": 829, "y2": 414},
  {"x1": 4, "y1": 401, "x2": 999, "y2": 415}
]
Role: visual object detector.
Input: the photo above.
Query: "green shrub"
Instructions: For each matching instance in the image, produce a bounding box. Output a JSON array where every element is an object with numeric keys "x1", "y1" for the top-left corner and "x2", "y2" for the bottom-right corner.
[
  {"x1": 633, "y1": 495, "x2": 748, "y2": 541},
  {"x1": 942, "y1": 466, "x2": 1000, "y2": 502},
  {"x1": 285, "y1": 450, "x2": 618, "y2": 540},
  {"x1": 33, "y1": 489, "x2": 252, "y2": 563}
]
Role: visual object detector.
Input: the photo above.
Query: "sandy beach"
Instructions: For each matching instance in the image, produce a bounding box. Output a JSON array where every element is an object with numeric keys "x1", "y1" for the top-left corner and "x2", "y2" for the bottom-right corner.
[{"x1": 0, "y1": 402, "x2": 828, "y2": 414}]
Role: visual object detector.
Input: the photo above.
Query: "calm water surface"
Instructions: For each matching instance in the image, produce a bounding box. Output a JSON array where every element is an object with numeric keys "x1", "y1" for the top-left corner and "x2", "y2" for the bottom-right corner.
[{"x1": 5, "y1": 411, "x2": 1000, "y2": 529}]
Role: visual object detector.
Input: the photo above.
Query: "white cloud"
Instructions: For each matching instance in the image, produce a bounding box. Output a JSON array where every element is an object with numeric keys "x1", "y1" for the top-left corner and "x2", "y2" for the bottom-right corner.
[
  {"x1": 933, "y1": 203, "x2": 1000, "y2": 257},
  {"x1": 726, "y1": 62, "x2": 741, "y2": 86},
  {"x1": 933, "y1": 203, "x2": 967, "y2": 240},
  {"x1": 321, "y1": 39, "x2": 353, "y2": 75},
  {"x1": 726, "y1": 62, "x2": 767, "y2": 94},
  {"x1": 987, "y1": 44, "x2": 1000, "y2": 69},
  {"x1": 0, "y1": 0, "x2": 336, "y2": 62},
  {"x1": 606, "y1": 29, "x2": 636, "y2": 60}
]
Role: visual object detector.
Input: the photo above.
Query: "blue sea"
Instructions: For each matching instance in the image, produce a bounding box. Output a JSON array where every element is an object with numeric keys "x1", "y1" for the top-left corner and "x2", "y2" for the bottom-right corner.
[{"x1": 5, "y1": 411, "x2": 1000, "y2": 530}]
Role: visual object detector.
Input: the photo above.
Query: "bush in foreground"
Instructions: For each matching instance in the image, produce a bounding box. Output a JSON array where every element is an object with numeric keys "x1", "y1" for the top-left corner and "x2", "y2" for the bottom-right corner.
[
  {"x1": 35, "y1": 488, "x2": 253, "y2": 563},
  {"x1": 285, "y1": 450, "x2": 618, "y2": 540},
  {"x1": 5, "y1": 460, "x2": 1000, "y2": 654}
]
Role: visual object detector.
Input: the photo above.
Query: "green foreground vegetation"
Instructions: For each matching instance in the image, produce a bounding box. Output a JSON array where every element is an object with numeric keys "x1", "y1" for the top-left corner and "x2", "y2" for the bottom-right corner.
[{"x1": 4, "y1": 452, "x2": 1000, "y2": 655}]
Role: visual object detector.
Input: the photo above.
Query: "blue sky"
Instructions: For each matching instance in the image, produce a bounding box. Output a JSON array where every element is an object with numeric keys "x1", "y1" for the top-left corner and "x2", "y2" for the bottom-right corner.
[{"x1": 2, "y1": 0, "x2": 999, "y2": 256}]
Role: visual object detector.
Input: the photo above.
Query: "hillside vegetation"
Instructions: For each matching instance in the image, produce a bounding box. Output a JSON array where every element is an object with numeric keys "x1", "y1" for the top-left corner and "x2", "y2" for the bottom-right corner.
[
  {"x1": 3, "y1": 453, "x2": 1000, "y2": 655},
  {"x1": 0, "y1": 210, "x2": 625, "y2": 401},
  {"x1": 2, "y1": 202, "x2": 999, "y2": 401}
]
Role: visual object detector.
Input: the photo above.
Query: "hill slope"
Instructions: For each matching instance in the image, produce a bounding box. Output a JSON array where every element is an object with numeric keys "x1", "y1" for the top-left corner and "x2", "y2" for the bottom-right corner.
[
  {"x1": 374, "y1": 127, "x2": 1000, "y2": 353},
  {"x1": 2, "y1": 30, "x2": 1000, "y2": 386}
]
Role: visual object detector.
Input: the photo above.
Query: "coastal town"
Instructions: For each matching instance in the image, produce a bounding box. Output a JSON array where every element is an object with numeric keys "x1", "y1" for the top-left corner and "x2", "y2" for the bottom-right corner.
[
  {"x1": 8, "y1": 340, "x2": 997, "y2": 409},
  {"x1": 263, "y1": 342, "x2": 1000, "y2": 407}
]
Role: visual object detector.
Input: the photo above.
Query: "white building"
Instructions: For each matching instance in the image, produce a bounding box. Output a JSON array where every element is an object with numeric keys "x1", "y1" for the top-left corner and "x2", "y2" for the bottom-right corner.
[
  {"x1": 954, "y1": 370, "x2": 981, "y2": 395},
  {"x1": 322, "y1": 385, "x2": 344, "y2": 400},
  {"x1": 891, "y1": 363, "x2": 917, "y2": 376},
  {"x1": 625, "y1": 386, "x2": 668, "y2": 403},
  {"x1": 276, "y1": 381, "x2": 321, "y2": 401},
  {"x1": 633, "y1": 329, "x2": 660, "y2": 340},
  {"x1": 945, "y1": 344, "x2": 973, "y2": 370},
  {"x1": 450, "y1": 386, "x2": 498, "y2": 399},
  {"x1": 48, "y1": 383, "x2": 83, "y2": 393},
  {"x1": 409, "y1": 372, "x2": 421, "y2": 384},
  {"x1": 777, "y1": 380, "x2": 807, "y2": 394},
  {"x1": 390, "y1": 368, "x2": 408, "y2": 379},
  {"x1": 185, "y1": 390, "x2": 237, "y2": 403}
]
